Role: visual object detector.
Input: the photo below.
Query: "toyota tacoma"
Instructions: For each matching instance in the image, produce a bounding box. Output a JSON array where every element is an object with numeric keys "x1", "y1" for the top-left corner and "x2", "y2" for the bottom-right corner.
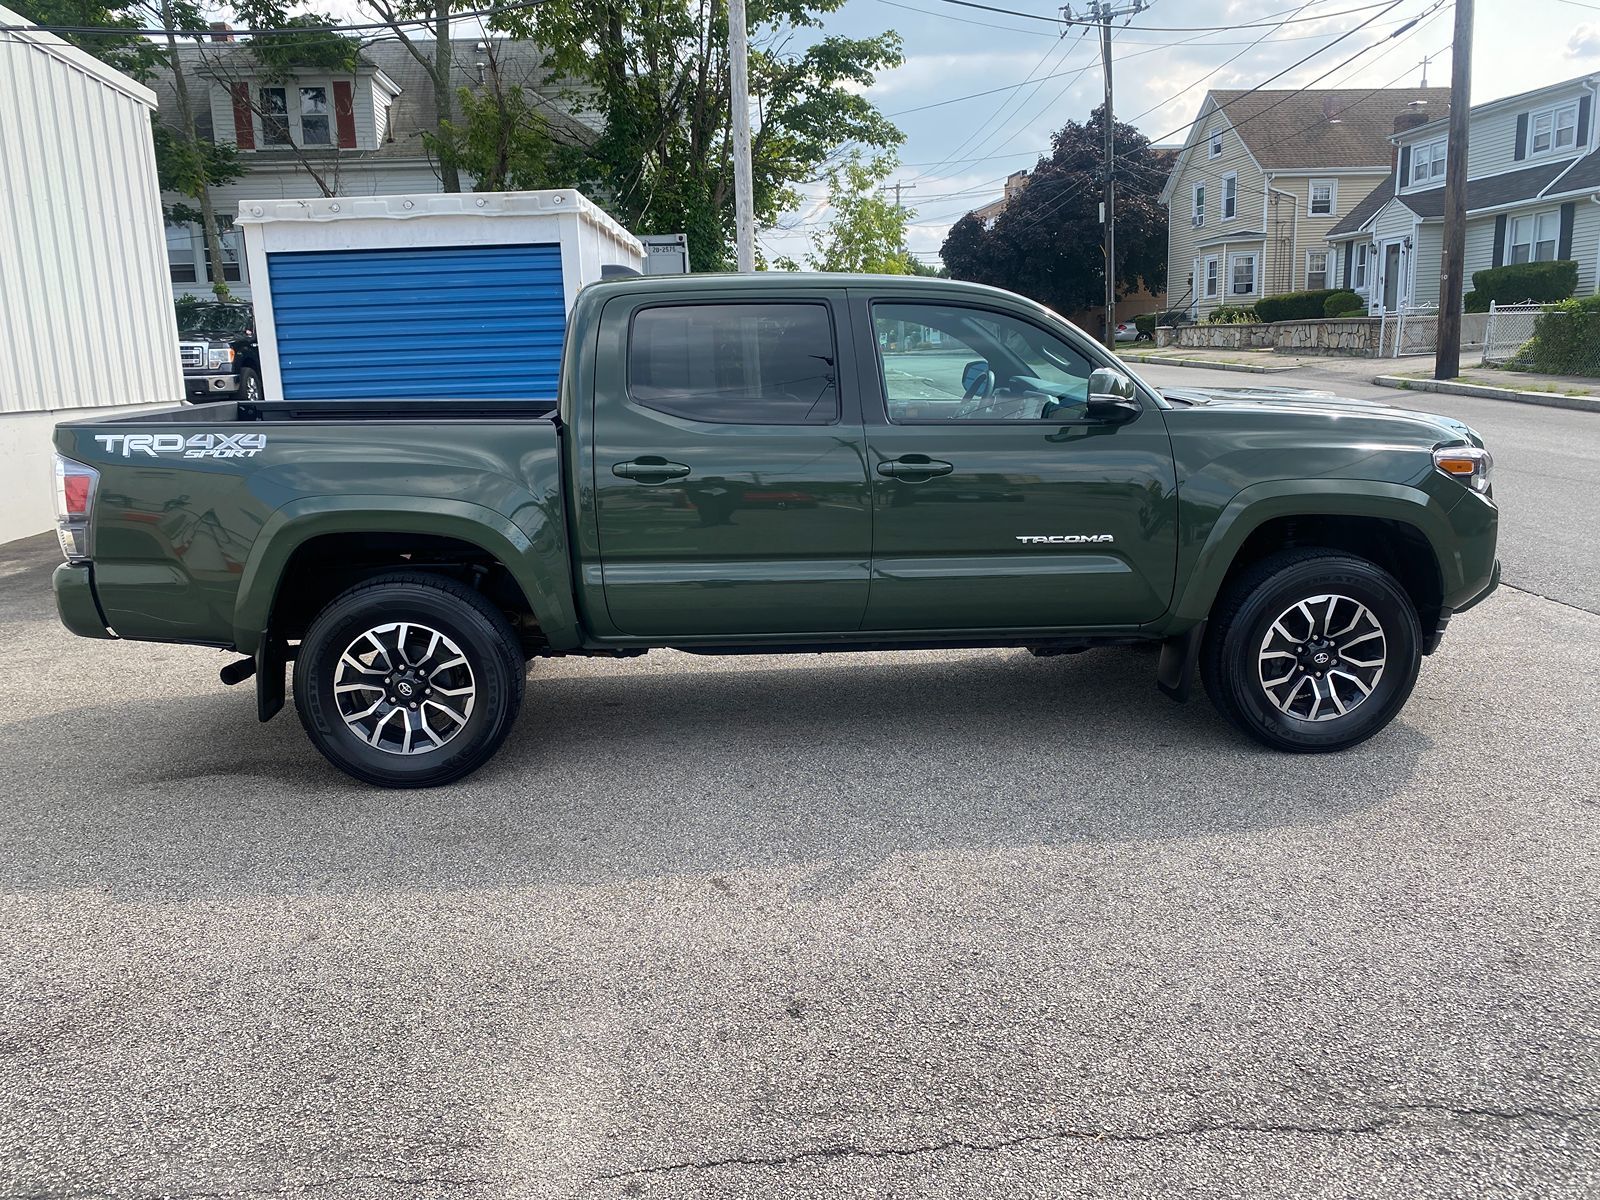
[{"x1": 52, "y1": 274, "x2": 1499, "y2": 786}]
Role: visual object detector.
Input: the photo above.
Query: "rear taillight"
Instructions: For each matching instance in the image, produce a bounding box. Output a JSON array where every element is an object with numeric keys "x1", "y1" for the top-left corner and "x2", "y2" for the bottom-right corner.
[{"x1": 54, "y1": 454, "x2": 99, "y2": 563}]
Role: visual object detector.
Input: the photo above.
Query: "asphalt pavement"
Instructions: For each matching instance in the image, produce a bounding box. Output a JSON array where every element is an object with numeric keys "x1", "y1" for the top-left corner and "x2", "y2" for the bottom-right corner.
[{"x1": 2, "y1": 379, "x2": 1598, "y2": 1198}]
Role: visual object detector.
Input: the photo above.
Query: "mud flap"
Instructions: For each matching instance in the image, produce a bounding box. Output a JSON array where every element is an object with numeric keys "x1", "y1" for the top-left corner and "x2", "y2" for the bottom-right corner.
[
  {"x1": 1156, "y1": 622, "x2": 1205, "y2": 703},
  {"x1": 256, "y1": 633, "x2": 287, "y2": 722}
]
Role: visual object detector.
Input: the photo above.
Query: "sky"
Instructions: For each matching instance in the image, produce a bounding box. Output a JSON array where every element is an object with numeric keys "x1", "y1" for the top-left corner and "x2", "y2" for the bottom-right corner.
[{"x1": 754, "y1": 0, "x2": 1600, "y2": 267}]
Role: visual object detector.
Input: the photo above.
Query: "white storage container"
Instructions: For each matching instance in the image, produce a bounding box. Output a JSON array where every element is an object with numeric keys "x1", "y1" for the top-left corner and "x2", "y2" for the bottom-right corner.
[
  {"x1": 0, "y1": 3, "x2": 183, "y2": 545},
  {"x1": 235, "y1": 190, "x2": 645, "y2": 400}
]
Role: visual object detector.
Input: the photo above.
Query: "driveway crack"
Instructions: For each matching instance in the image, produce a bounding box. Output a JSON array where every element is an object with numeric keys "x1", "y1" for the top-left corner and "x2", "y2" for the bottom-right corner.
[{"x1": 596, "y1": 1103, "x2": 1600, "y2": 1180}]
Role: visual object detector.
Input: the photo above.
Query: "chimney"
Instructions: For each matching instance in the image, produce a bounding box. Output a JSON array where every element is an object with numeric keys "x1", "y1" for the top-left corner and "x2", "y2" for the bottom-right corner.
[
  {"x1": 208, "y1": 22, "x2": 234, "y2": 42},
  {"x1": 1392, "y1": 100, "x2": 1432, "y2": 169}
]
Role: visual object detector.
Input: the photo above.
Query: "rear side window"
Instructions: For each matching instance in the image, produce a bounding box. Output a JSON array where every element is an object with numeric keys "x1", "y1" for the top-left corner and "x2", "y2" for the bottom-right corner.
[{"x1": 627, "y1": 302, "x2": 838, "y2": 425}]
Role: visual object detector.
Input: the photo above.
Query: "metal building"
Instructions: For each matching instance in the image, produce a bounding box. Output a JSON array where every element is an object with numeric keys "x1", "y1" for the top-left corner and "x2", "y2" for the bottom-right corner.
[
  {"x1": 235, "y1": 191, "x2": 645, "y2": 399},
  {"x1": 0, "y1": 4, "x2": 183, "y2": 545}
]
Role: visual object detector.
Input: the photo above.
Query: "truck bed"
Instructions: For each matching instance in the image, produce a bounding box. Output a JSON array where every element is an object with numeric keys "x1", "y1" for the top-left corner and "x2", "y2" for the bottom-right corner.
[{"x1": 102, "y1": 398, "x2": 560, "y2": 424}]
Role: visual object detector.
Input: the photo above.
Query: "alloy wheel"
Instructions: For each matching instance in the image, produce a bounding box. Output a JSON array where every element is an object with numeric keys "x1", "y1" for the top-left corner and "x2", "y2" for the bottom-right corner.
[
  {"x1": 1256, "y1": 594, "x2": 1386, "y2": 722},
  {"x1": 333, "y1": 622, "x2": 476, "y2": 755}
]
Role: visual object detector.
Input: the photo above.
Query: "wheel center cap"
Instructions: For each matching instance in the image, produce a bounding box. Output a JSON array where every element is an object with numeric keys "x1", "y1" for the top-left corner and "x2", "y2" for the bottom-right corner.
[
  {"x1": 1310, "y1": 650, "x2": 1331, "y2": 666},
  {"x1": 396, "y1": 679, "x2": 415, "y2": 698}
]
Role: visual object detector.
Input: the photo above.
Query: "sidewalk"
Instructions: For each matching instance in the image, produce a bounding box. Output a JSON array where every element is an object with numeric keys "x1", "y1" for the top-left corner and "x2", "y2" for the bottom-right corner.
[{"x1": 1122, "y1": 346, "x2": 1600, "y2": 412}]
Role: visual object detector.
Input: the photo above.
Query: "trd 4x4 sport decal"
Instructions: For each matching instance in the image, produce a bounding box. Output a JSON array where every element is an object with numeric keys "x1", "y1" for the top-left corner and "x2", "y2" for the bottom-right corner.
[{"x1": 94, "y1": 432, "x2": 267, "y2": 460}]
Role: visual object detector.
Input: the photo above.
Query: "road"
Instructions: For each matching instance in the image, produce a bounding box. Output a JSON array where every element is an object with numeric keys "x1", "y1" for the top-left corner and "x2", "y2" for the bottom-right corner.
[
  {"x1": 2, "y1": 378, "x2": 1598, "y2": 1198},
  {"x1": 1135, "y1": 362, "x2": 1600, "y2": 615}
]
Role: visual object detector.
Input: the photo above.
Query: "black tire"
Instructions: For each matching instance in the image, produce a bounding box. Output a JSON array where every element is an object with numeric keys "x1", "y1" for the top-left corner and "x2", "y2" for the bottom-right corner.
[
  {"x1": 293, "y1": 572, "x2": 525, "y2": 787},
  {"x1": 238, "y1": 367, "x2": 262, "y2": 402},
  {"x1": 1200, "y1": 549, "x2": 1421, "y2": 753}
]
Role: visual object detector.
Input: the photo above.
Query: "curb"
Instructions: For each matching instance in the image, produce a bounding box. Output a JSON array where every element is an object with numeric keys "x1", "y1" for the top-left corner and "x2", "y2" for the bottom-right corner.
[
  {"x1": 1120, "y1": 353, "x2": 1298, "y2": 374},
  {"x1": 1372, "y1": 375, "x2": 1600, "y2": 414}
]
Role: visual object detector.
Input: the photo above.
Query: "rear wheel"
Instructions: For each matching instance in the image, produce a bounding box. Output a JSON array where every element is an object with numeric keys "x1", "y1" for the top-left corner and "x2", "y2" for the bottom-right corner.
[
  {"x1": 239, "y1": 366, "x2": 262, "y2": 402},
  {"x1": 293, "y1": 572, "x2": 524, "y2": 787},
  {"x1": 1201, "y1": 549, "x2": 1420, "y2": 753}
]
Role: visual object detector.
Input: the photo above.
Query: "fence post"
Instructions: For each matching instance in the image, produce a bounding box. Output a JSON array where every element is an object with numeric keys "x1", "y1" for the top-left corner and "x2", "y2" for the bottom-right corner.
[{"x1": 1482, "y1": 300, "x2": 1496, "y2": 367}]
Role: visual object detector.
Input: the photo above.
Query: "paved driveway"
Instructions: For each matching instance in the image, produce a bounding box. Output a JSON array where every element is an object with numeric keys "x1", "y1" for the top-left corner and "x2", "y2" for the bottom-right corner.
[{"x1": 2, "y1": 435, "x2": 1598, "y2": 1199}]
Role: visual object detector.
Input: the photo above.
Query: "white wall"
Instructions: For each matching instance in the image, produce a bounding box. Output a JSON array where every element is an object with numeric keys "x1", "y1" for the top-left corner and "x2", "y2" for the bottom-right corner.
[{"x1": 0, "y1": 6, "x2": 184, "y2": 544}]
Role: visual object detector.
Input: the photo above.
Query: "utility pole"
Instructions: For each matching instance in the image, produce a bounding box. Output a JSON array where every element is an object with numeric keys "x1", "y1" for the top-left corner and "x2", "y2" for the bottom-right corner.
[
  {"x1": 1435, "y1": 0, "x2": 1473, "y2": 379},
  {"x1": 1066, "y1": 0, "x2": 1146, "y2": 349},
  {"x1": 879, "y1": 181, "x2": 918, "y2": 210},
  {"x1": 729, "y1": 0, "x2": 755, "y2": 272}
]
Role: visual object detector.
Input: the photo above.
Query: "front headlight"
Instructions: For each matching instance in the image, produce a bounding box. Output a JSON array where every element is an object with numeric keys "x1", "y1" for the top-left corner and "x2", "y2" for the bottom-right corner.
[
  {"x1": 208, "y1": 346, "x2": 235, "y2": 370},
  {"x1": 1433, "y1": 444, "x2": 1493, "y2": 494}
]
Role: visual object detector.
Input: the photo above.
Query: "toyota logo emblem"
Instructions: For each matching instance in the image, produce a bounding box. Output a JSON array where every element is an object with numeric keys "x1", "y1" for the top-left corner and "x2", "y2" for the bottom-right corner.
[{"x1": 397, "y1": 680, "x2": 415, "y2": 697}]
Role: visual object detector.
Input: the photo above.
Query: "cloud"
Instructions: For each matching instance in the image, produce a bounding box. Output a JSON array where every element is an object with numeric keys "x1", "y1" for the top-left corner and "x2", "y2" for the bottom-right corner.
[{"x1": 1569, "y1": 24, "x2": 1600, "y2": 58}]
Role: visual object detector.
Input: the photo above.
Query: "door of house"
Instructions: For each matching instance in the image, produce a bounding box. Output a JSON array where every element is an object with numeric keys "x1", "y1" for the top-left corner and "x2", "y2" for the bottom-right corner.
[{"x1": 1382, "y1": 243, "x2": 1402, "y2": 310}]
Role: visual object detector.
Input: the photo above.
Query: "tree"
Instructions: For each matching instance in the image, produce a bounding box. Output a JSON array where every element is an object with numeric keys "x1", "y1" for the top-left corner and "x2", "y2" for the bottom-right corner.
[
  {"x1": 498, "y1": 0, "x2": 903, "y2": 271},
  {"x1": 940, "y1": 106, "x2": 1167, "y2": 314},
  {"x1": 440, "y1": 39, "x2": 592, "y2": 192},
  {"x1": 7, "y1": 0, "x2": 158, "y2": 78},
  {"x1": 361, "y1": 0, "x2": 465, "y2": 191},
  {"x1": 807, "y1": 152, "x2": 915, "y2": 274}
]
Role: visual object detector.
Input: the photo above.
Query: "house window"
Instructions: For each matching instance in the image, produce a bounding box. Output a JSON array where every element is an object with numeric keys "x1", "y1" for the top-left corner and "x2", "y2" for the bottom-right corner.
[
  {"x1": 166, "y1": 224, "x2": 197, "y2": 284},
  {"x1": 1209, "y1": 129, "x2": 1223, "y2": 159},
  {"x1": 1192, "y1": 183, "x2": 1205, "y2": 226},
  {"x1": 1529, "y1": 101, "x2": 1580, "y2": 157},
  {"x1": 204, "y1": 222, "x2": 244, "y2": 283},
  {"x1": 1353, "y1": 242, "x2": 1369, "y2": 290},
  {"x1": 1309, "y1": 179, "x2": 1336, "y2": 217},
  {"x1": 259, "y1": 86, "x2": 291, "y2": 145},
  {"x1": 1507, "y1": 210, "x2": 1561, "y2": 264},
  {"x1": 1306, "y1": 250, "x2": 1328, "y2": 291},
  {"x1": 1221, "y1": 172, "x2": 1237, "y2": 220},
  {"x1": 1410, "y1": 137, "x2": 1446, "y2": 185},
  {"x1": 299, "y1": 87, "x2": 331, "y2": 146},
  {"x1": 1204, "y1": 255, "x2": 1219, "y2": 298},
  {"x1": 1229, "y1": 252, "x2": 1257, "y2": 295}
]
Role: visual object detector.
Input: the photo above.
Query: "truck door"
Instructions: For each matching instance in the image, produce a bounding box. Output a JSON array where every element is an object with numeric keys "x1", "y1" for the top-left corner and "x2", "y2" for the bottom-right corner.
[
  {"x1": 588, "y1": 289, "x2": 872, "y2": 636},
  {"x1": 851, "y1": 293, "x2": 1177, "y2": 631}
]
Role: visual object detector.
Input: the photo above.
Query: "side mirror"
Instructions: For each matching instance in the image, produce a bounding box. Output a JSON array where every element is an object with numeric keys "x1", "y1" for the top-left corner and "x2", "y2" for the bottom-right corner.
[
  {"x1": 960, "y1": 359, "x2": 990, "y2": 392},
  {"x1": 1086, "y1": 367, "x2": 1140, "y2": 423}
]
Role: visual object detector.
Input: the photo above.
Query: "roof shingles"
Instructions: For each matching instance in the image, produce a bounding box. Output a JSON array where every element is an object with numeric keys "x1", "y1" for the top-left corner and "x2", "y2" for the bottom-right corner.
[{"x1": 1209, "y1": 86, "x2": 1450, "y2": 168}]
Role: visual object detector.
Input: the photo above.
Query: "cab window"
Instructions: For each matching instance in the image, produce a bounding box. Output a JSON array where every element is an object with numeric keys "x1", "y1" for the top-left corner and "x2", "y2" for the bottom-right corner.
[
  {"x1": 871, "y1": 302, "x2": 1094, "y2": 422},
  {"x1": 628, "y1": 302, "x2": 838, "y2": 425}
]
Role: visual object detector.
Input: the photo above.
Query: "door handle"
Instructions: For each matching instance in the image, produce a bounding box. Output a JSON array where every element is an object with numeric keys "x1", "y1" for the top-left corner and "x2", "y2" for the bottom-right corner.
[
  {"x1": 613, "y1": 458, "x2": 691, "y2": 482},
  {"x1": 876, "y1": 457, "x2": 954, "y2": 479}
]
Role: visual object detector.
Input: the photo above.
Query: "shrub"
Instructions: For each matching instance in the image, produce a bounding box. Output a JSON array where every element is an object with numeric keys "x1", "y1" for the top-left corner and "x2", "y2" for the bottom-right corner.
[
  {"x1": 1464, "y1": 290, "x2": 1490, "y2": 313},
  {"x1": 1207, "y1": 305, "x2": 1258, "y2": 324},
  {"x1": 1254, "y1": 289, "x2": 1345, "y2": 323},
  {"x1": 1468, "y1": 260, "x2": 1578, "y2": 308},
  {"x1": 1155, "y1": 308, "x2": 1194, "y2": 327},
  {"x1": 1322, "y1": 290, "x2": 1365, "y2": 317},
  {"x1": 1508, "y1": 295, "x2": 1600, "y2": 376},
  {"x1": 1134, "y1": 313, "x2": 1158, "y2": 337}
]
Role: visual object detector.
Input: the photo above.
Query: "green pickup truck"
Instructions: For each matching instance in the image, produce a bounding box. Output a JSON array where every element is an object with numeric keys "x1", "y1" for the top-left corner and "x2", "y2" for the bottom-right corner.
[{"x1": 52, "y1": 273, "x2": 1499, "y2": 786}]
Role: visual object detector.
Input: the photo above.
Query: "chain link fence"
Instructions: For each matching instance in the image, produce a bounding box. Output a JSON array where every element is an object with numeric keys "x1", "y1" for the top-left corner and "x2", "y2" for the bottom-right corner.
[{"x1": 1483, "y1": 301, "x2": 1600, "y2": 377}]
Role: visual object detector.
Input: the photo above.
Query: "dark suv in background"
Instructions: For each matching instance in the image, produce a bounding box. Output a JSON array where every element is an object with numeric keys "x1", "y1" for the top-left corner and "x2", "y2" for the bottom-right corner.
[{"x1": 177, "y1": 301, "x2": 262, "y2": 402}]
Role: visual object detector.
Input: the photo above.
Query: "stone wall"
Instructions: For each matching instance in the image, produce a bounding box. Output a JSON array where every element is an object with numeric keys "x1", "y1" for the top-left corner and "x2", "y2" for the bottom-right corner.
[{"x1": 1157, "y1": 317, "x2": 1384, "y2": 356}]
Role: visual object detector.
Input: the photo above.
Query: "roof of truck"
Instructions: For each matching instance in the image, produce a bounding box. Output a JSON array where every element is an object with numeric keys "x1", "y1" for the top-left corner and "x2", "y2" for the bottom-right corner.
[{"x1": 584, "y1": 272, "x2": 1028, "y2": 300}]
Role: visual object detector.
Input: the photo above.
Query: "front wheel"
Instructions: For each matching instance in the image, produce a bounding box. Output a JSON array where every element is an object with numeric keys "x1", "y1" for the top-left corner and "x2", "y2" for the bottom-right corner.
[
  {"x1": 293, "y1": 572, "x2": 525, "y2": 787},
  {"x1": 238, "y1": 366, "x2": 262, "y2": 402},
  {"x1": 1201, "y1": 549, "x2": 1421, "y2": 753}
]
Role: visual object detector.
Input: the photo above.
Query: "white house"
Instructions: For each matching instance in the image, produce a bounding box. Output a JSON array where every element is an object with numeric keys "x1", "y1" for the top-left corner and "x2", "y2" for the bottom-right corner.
[
  {"x1": 151, "y1": 36, "x2": 600, "y2": 299},
  {"x1": 0, "y1": 5, "x2": 183, "y2": 545},
  {"x1": 1327, "y1": 74, "x2": 1600, "y2": 309}
]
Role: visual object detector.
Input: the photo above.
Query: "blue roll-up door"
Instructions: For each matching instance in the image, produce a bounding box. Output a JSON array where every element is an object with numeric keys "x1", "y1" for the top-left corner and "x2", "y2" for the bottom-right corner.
[{"x1": 267, "y1": 243, "x2": 565, "y2": 399}]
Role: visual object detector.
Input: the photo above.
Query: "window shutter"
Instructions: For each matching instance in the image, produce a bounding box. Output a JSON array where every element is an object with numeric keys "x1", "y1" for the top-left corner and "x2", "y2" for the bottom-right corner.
[
  {"x1": 333, "y1": 81, "x2": 357, "y2": 149},
  {"x1": 1514, "y1": 113, "x2": 1528, "y2": 161},
  {"x1": 230, "y1": 83, "x2": 255, "y2": 150},
  {"x1": 1344, "y1": 242, "x2": 1354, "y2": 287},
  {"x1": 1579, "y1": 97, "x2": 1592, "y2": 149},
  {"x1": 1492, "y1": 214, "x2": 1507, "y2": 268},
  {"x1": 1398, "y1": 146, "x2": 1411, "y2": 185},
  {"x1": 1559, "y1": 202, "x2": 1576, "y2": 261}
]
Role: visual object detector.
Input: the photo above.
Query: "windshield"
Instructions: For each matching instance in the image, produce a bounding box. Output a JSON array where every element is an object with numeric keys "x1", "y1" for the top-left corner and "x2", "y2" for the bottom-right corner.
[{"x1": 178, "y1": 303, "x2": 250, "y2": 337}]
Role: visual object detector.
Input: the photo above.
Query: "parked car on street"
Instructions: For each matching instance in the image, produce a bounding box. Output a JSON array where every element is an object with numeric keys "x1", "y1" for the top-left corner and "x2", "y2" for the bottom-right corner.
[
  {"x1": 53, "y1": 273, "x2": 1498, "y2": 787},
  {"x1": 177, "y1": 301, "x2": 262, "y2": 402},
  {"x1": 1114, "y1": 320, "x2": 1140, "y2": 342}
]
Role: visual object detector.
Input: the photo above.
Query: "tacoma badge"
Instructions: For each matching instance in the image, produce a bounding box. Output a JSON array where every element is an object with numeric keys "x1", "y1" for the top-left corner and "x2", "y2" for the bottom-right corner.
[{"x1": 1015, "y1": 534, "x2": 1115, "y2": 545}]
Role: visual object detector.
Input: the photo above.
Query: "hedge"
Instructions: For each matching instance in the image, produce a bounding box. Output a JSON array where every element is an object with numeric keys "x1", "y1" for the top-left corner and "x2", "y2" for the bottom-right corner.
[
  {"x1": 1254, "y1": 289, "x2": 1346, "y2": 323},
  {"x1": 1206, "y1": 305, "x2": 1258, "y2": 324},
  {"x1": 1322, "y1": 290, "x2": 1365, "y2": 318},
  {"x1": 1134, "y1": 313, "x2": 1158, "y2": 337},
  {"x1": 1464, "y1": 260, "x2": 1578, "y2": 312},
  {"x1": 1508, "y1": 295, "x2": 1600, "y2": 376}
]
